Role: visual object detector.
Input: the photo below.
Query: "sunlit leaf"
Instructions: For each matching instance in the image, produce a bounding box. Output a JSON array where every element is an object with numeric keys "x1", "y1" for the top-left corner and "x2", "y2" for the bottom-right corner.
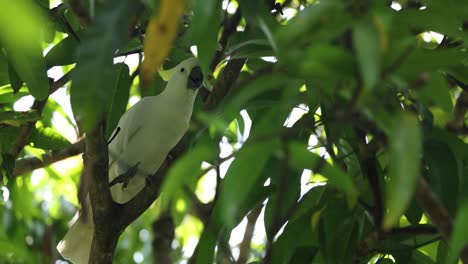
[
  {"x1": 0, "y1": 111, "x2": 40, "y2": 127},
  {"x1": 29, "y1": 126, "x2": 71, "y2": 151}
]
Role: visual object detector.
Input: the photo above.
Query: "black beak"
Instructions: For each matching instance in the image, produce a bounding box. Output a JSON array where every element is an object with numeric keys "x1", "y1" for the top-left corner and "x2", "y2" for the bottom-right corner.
[{"x1": 187, "y1": 66, "x2": 203, "y2": 90}]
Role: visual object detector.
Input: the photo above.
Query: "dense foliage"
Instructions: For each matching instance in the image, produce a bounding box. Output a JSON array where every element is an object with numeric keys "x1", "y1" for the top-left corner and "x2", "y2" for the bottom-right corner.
[{"x1": 1, "y1": 0, "x2": 468, "y2": 263}]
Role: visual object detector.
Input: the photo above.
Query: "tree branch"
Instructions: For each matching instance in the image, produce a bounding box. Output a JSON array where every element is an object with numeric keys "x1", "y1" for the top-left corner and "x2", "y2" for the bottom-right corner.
[
  {"x1": 210, "y1": 9, "x2": 242, "y2": 72},
  {"x1": 13, "y1": 139, "x2": 85, "y2": 176},
  {"x1": 203, "y1": 58, "x2": 247, "y2": 111},
  {"x1": 415, "y1": 177, "x2": 468, "y2": 263},
  {"x1": 237, "y1": 205, "x2": 263, "y2": 264},
  {"x1": 86, "y1": 122, "x2": 117, "y2": 264},
  {"x1": 152, "y1": 211, "x2": 175, "y2": 264},
  {"x1": 68, "y1": 0, "x2": 92, "y2": 27}
]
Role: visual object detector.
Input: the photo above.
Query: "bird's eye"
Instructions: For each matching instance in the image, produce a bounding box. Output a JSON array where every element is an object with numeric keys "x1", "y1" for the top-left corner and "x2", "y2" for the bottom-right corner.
[{"x1": 180, "y1": 67, "x2": 185, "y2": 73}]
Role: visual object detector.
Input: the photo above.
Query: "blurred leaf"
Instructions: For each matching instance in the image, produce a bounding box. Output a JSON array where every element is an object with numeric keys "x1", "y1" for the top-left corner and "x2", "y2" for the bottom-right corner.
[
  {"x1": 0, "y1": 53, "x2": 9, "y2": 86},
  {"x1": 211, "y1": 139, "x2": 279, "y2": 231},
  {"x1": 436, "y1": 241, "x2": 449, "y2": 264},
  {"x1": 161, "y1": 145, "x2": 216, "y2": 210},
  {"x1": 70, "y1": 0, "x2": 137, "y2": 133},
  {"x1": 0, "y1": 126, "x2": 18, "y2": 153},
  {"x1": 276, "y1": 1, "x2": 338, "y2": 48},
  {"x1": 272, "y1": 186, "x2": 325, "y2": 264},
  {"x1": 446, "y1": 202, "x2": 468, "y2": 264},
  {"x1": 0, "y1": 111, "x2": 40, "y2": 127},
  {"x1": 1, "y1": 153, "x2": 15, "y2": 180},
  {"x1": 29, "y1": 126, "x2": 71, "y2": 151},
  {"x1": 445, "y1": 64, "x2": 468, "y2": 85},
  {"x1": 264, "y1": 159, "x2": 301, "y2": 239},
  {"x1": 423, "y1": 139, "x2": 459, "y2": 216},
  {"x1": 194, "y1": 227, "x2": 217, "y2": 264},
  {"x1": 353, "y1": 20, "x2": 381, "y2": 91},
  {"x1": 416, "y1": 72, "x2": 453, "y2": 113},
  {"x1": 0, "y1": 86, "x2": 29, "y2": 104},
  {"x1": 220, "y1": 73, "x2": 294, "y2": 118},
  {"x1": 7, "y1": 60, "x2": 22, "y2": 93},
  {"x1": 384, "y1": 113, "x2": 422, "y2": 229},
  {"x1": 141, "y1": 0, "x2": 186, "y2": 86},
  {"x1": 398, "y1": 8, "x2": 468, "y2": 45},
  {"x1": 395, "y1": 48, "x2": 467, "y2": 80},
  {"x1": 2, "y1": 42, "x2": 48, "y2": 101},
  {"x1": 45, "y1": 31, "x2": 81, "y2": 67},
  {"x1": 188, "y1": 0, "x2": 221, "y2": 74},
  {"x1": 289, "y1": 142, "x2": 358, "y2": 206},
  {"x1": 105, "y1": 63, "x2": 131, "y2": 138},
  {"x1": 0, "y1": 0, "x2": 49, "y2": 100}
]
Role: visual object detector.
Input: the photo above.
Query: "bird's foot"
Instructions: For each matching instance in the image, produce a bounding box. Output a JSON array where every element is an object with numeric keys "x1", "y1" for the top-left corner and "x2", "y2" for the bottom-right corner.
[{"x1": 109, "y1": 162, "x2": 141, "y2": 190}]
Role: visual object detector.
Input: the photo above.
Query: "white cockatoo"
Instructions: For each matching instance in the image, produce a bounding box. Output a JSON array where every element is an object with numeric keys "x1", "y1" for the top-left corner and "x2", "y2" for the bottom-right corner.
[{"x1": 57, "y1": 57, "x2": 203, "y2": 264}]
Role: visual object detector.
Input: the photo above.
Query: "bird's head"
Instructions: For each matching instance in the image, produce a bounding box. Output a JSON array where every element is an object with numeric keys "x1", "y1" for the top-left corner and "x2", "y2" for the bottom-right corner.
[{"x1": 161, "y1": 58, "x2": 203, "y2": 93}]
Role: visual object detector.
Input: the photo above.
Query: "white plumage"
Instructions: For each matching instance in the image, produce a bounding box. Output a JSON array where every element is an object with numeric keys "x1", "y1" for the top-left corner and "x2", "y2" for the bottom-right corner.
[{"x1": 57, "y1": 58, "x2": 203, "y2": 263}]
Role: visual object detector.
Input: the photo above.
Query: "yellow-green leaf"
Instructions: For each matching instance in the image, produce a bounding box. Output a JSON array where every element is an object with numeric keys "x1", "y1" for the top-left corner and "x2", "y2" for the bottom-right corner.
[{"x1": 140, "y1": 0, "x2": 186, "y2": 86}]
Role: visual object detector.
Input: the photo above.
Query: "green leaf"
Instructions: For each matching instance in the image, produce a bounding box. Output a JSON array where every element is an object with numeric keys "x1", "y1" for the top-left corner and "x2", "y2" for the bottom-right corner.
[
  {"x1": 353, "y1": 20, "x2": 381, "y2": 91},
  {"x1": 188, "y1": 0, "x2": 221, "y2": 74},
  {"x1": 211, "y1": 139, "x2": 279, "y2": 231},
  {"x1": 3, "y1": 42, "x2": 48, "y2": 100},
  {"x1": 275, "y1": 1, "x2": 338, "y2": 48},
  {"x1": 0, "y1": 86, "x2": 29, "y2": 104},
  {"x1": 160, "y1": 145, "x2": 216, "y2": 210},
  {"x1": 220, "y1": 73, "x2": 293, "y2": 118},
  {"x1": 384, "y1": 113, "x2": 422, "y2": 229},
  {"x1": 45, "y1": 32, "x2": 81, "y2": 67},
  {"x1": 29, "y1": 126, "x2": 71, "y2": 151},
  {"x1": 272, "y1": 186, "x2": 325, "y2": 264},
  {"x1": 1, "y1": 153, "x2": 15, "y2": 180},
  {"x1": 0, "y1": 110, "x2": 40, "y2": 126},
  {"x1": 194, "y1": 227, "x2": 217, "y2": 264},
  {"x1": 0, "y1": 52, "x2": 10, "y2": 86},
  {"x1": 7, "y1": 60, "x2": 22, "y2": 93},
  {"x1": 445, "y1": 64, "x2": 468, "y2": 85},
  {"x1": 423, "y1": 139, "x2": 459, "y2": 216},
  {"x1": 416, "y1": 72, "x2": 453, "y2": 113},
  {"x1": 272, "y1": 212, "x2": 319, "y2": 264},
  {"x1": 0, "y1": 0, "x2": 49, "y2": 100},
  {"x1": 446, "y1": 202, "x2": 468, "y2": 264},
  {"x1": 105, "y1": 63, "x2": 131, "y2": 138},
  {"x1": 264, "y1": 159, "x2": 301, "y2": 238},
  {"x1": 289, "y1": 142, "x2": 358, "y2": 206},
  {"x1": 395, "y1": 48, "x2": 467, "y2": 80},
  {"x1": 70, "y1": 0, "x2": 137, "y2": 133}
]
